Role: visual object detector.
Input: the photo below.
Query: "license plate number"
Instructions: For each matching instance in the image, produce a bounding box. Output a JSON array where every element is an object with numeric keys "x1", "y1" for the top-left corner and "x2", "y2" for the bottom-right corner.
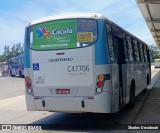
[{"x1": 55, "y1": 89, "x2": 70, "y2": 94}]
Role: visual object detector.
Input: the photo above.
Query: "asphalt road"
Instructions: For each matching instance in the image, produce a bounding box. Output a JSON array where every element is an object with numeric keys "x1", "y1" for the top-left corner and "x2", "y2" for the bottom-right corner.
[
  {"x1": 0, "y1": 77, "x2": 24, "y2": 100},
  {"x1": 0, "y1": 67, "x2": 160, "y2": 132}
]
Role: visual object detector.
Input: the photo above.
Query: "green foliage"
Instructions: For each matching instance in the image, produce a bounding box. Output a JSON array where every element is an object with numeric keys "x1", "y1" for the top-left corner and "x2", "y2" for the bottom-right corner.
[
  {"x1": 148, "y1": 44, "x2": 160, "y2": 60},
  {"x1": 0, "y1": 43, "x2": 24, "y2": 62},
  {"x1": 154, "y1": 53, "x2": 160, "y2": 59}
]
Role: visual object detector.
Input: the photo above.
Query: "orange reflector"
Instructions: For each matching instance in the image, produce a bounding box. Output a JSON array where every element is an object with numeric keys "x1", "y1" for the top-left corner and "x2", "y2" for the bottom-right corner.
[
  {"x1": 98, "y1": 75, "x2": 104, "y2": 81},
  {"x1": 25, "y1": 77, "x2": 30, "y2": 82},
  {"x1": 97, "y1": 81, "x2": 103, "y2": 87}
]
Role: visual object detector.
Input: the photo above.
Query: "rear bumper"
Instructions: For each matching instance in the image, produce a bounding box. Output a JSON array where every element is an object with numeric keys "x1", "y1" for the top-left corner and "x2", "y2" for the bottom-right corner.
[{"x1": 25, "y1": 92, "x2": 112, "y2": 113}]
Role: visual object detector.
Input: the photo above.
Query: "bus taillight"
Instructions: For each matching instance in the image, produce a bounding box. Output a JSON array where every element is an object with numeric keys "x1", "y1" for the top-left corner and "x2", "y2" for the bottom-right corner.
[
  {"x1": 96, "y1": 87, "x2": 103, "y2": 93},
  {"x1": 25, "y1": 77, "x2": 33, "y2": 95},
  {"x1": 98, "y1": 75, "x2": 104, "y2": 81},
  {"x1": 26, "y1": 83, "x2": 31, "y2": 88},
  {"x1": 25, "y1": 77, "x2": 30, "y2": 82},
  {"x1": 97, "y1": 81, "x2": 103, "y2": 87},
  {"x1": 96, "y1": 74, "x2": 105, "y2": 94}
]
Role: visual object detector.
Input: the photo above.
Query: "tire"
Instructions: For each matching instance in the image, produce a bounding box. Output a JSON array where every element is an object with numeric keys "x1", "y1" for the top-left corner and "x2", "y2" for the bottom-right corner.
[
  {"x1": 143, "y1": 88, "x2": 147, "y2": 93},
  {"x1": 128, "y1": 82, "x2": 135, "y2": 109},
  {"x1": 10, "y1": 71, "x2": 14, "y2": 77},
  {"x1": 19, "y1": 70, "x2": 23, "y2": 78}
]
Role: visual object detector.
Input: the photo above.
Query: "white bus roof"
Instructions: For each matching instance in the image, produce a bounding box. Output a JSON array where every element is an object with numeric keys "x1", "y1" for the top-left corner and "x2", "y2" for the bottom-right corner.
[
  {"x1": 28, "y1": 13, "x2": 107, "y2": 26},
  {"x1": 27, "y1": 13, "x2": 148, "y2": 47}
]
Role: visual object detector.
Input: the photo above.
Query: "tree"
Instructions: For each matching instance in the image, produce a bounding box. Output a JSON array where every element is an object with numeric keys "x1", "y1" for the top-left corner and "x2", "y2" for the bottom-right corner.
[
  {"x1": 18, "y1": 43, "x2": 24, "y2": 55},
  {"x1": 3, "y1": 45, "x2": 9, "y2": 55},
  {"x1": 0, "y1": 55, "x2": 2, "y2": 62},
  {"x1": 148, "y1": 44, "x2": 160, "y2": 60},
  {"x1": 0, "y1": 43, "x2": 24, "y2": 62}
]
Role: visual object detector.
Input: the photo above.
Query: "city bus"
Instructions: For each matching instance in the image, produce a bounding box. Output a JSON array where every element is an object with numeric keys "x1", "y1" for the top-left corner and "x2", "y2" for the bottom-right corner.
[
  {"x1": 24, "y1": 13, "x2": 151, "y2": 113},
  {"x1": 8, "y1": 54, "x2": 24, "y2": 78},
  {"x1": 0, "y1": 62, "x2": 8, "y2": 76}
]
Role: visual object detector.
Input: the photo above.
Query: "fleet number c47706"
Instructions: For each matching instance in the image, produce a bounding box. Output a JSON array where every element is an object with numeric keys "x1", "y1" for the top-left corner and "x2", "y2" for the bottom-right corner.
[{"x1": 67, "y1": 65, "x2": 90, "y2": 72}]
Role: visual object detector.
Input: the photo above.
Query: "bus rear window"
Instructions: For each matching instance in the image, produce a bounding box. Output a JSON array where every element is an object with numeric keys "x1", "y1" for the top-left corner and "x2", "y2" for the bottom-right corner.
[{"x1": 28, "y1": 19, "x2": 98, "y2": 50}]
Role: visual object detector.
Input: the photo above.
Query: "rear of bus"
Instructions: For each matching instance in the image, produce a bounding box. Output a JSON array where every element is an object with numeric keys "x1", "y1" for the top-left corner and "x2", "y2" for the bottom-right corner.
[{"x1": 24, "y1": 14, "x2": 112, "y2": 113}]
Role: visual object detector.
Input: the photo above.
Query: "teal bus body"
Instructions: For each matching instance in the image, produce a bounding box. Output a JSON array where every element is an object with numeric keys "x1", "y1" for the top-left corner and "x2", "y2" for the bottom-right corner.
[{"x1": 24, "y1": 13, "x2": 151, "y2": 113}]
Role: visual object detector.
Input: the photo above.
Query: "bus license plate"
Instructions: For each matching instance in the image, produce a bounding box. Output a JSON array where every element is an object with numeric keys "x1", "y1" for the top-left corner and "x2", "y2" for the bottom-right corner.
[{"x1": 55, "y1": 89, "x2": 70, "y2": 94}]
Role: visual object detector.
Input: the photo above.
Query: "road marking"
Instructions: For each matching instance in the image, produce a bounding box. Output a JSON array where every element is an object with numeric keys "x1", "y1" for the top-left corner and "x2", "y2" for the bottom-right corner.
[{"x1": 0, "y1": 95, "x2": 26, "y2": 111}]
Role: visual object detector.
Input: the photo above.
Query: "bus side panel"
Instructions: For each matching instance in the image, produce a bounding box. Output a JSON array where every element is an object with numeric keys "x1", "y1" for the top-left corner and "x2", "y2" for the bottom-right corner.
[
  {"x1": 135, "y1": 63, "x2": 146, "y2": 96},
  {"x1": 110, "y1": 64, "x2": 120, "y2": 113},
  {"x1": 93, "y1": 65, "x2": 112, "y2": 113},
  {"x1": 95, "y1": 19, "x2": 109, "y2": 65},
  {"x1": 24, "y1": 44, "x2": 31, "y2": 68},
  {"x1": 94, "y1": 92, "x2": 112, "y2": 113},
  {"x1": 122, "y1": 64, "x2": 133, "y2": 104},
  {"x1": 94, "y1": 20, "x2": 114, "y2": 113},
  {"x1": 124, "y1": 63, "x2": 149, "y2": 105}
]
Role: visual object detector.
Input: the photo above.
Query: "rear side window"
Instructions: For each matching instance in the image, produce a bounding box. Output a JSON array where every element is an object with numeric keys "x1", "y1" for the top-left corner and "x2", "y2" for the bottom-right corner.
[
  {"x1": 28, "y1": 19, "x2": 98, "y2": 50},
  {"x1": 106, "y1": 24, "x2": 115, "y2": 63},
  {"x1": 133, "y1": 40, "x2": 140, "y2": 62},
  {"x1": 126, "y1": 36, "x2": 134, "y2": 62},
  {"x1": 139, "y1": 43, "x2": 144, "y2": 62},
  {"x1": 143, "y1": 46, "x2": 148, "y2": 62}
]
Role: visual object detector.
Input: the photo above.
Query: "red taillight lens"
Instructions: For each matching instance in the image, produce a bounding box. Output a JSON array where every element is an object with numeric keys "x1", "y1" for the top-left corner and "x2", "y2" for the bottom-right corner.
[
  {"x1": 97, "y1": 81, "x2": 103, "y2": 87},
  {"x1": 26, "y1": 83, "x2": 31, "y2": 88}
]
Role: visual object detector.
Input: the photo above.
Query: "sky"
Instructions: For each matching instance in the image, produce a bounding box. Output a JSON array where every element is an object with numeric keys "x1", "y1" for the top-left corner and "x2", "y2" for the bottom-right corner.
[{"x1": 0, "y1": 0, "x2": 156, "y2": 54}]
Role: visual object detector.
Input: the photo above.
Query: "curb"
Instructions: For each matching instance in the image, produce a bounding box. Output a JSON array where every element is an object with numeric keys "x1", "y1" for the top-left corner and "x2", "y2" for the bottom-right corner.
[{"x1": 131, "y1": 71, "x2": 160, "y2": 124}]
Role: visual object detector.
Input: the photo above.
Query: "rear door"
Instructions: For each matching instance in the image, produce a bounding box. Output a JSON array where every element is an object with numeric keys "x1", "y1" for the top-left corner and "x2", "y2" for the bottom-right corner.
[
  {"x1": 113, "y1": 36, "x2": 125, "y2": 106},
  {"x1": 109, "y1": 25, "x2": 126, "y2": 111}
]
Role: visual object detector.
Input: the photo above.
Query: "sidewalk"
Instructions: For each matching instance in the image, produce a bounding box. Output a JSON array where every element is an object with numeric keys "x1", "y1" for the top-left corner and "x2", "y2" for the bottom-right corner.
[{"x1": 131, "y1": 71, "x2": 160, "y2": 133}]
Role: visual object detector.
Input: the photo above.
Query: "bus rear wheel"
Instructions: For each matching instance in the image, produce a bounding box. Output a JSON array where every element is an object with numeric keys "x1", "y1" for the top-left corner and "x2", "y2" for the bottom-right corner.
[
  {"x1": 128, "y1": 82, "x2": 135, "y2": 109},
  {"x1": 19, "y1": 70, "x2": 23, "y2": 78},
  {"x1": 10, "y1": 71, "x2": 14, "y2": 77}
]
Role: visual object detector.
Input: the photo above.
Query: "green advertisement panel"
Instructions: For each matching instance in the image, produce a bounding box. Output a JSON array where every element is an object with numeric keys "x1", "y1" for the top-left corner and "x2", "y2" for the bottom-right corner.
[{"x1": 32, "y1": 20, "x2": 77, "y2": 50}]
